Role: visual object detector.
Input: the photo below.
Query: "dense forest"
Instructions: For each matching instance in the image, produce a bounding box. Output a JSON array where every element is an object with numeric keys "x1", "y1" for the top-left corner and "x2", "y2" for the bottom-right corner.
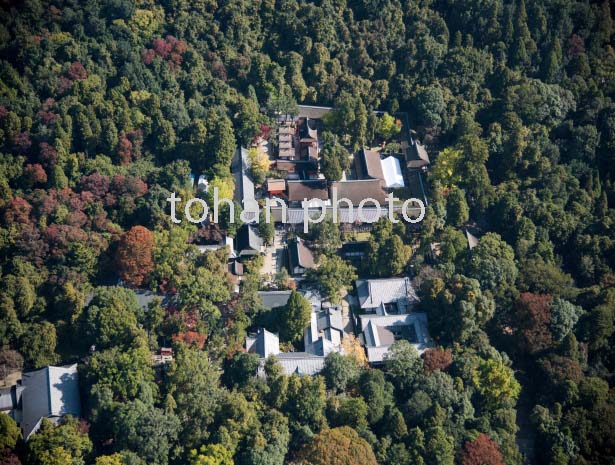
[{"x1": 0, "y1": 0, "x2": 614, "y2": 464}]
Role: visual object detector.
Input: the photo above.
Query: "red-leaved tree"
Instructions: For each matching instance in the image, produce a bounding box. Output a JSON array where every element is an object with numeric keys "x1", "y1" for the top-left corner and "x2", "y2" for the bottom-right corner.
[
  {"x1": 461, "y1": 434, "x2": 505, "y2": 465},
  {"x1": 422, "y1": 347, "x2": 453, "y2": 373},
  {"x1": 115, "y1": 226, "x2": 154, "y2": 287},
  {"x1": 515, "y1": 292, "x2": 554, "y2": 354}
]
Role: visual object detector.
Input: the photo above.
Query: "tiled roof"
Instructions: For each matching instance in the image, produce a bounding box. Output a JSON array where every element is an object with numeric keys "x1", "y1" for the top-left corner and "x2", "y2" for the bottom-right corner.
[
  {"x1": 330, "y1": 180, "x2": 388, "y2": 205},
  {"x1": 258, "y1": 290, "x2": 292, "y2": 310},
  {"x1": 232, "y1": 147, "x2": 257, "y2": 222},
  {"x1": 236, "y1": 225, "x2": 262, "y2": 255},
  {"x1": 287, "y1": 180, "x2": 329, "y2": 202},
  {"x1": 21, "y1": 364, "x2": 81, "y2": 439},
  {"x1": 361, "y1": 149, "x2": 385, "y2": 181},
  {"x1": 297, "y1": 105, "x2": 333, "y2": 119},
  {"x1": 360, "y1": 313, "x2": 432, "y2": 362},
  {"x1": 356, "y1": 277, "x2": 418, "y2": 310},
  {"x1": 289, "y1": 238, "x2": 315, "y2": 271},
  {"x1": 246, "y1": 328, "x2": 279, "y2": 358},
  {"x1": 273, "y1": 352, "x2": 326, "y2": 376}
]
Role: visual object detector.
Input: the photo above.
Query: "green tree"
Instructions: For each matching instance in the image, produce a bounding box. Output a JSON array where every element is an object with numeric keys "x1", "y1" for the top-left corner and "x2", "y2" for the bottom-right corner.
[
  {"x1": 307, "y1": 255, "x2": 357, "y2": 304},
  {"x1": 95, "y1": 454, "x2": 125, "y2": 465},
  {"x1": 26, "y1": 417, "x2": 92, "y2": 465},
  {"x1": 463, "y1": 232, "x2": 517, "y2": 297},
  {"x1": 309, "y1": 214, "x2": 342, "y2": 255},
  {"x1": 446, "y1": 188, "x2": 469, "y2": 227},
  {"x1": 549, "y1": 298, "x2": 583, "y2": 342},
  {"x1": 280, "y1": 290, "x2": 311, "y2": 343},
  {"x1": 19, "y1": 322, "x2": 59, "y2": 369},
  {"x1": 384, "y1": 341, "x2": 424, "y2": 396},
  {"x1": 166, "y1": 345, "x2": 224, "y2": 449},
  {"x1": 0, "y1": 413, "x2": 20, "y2": 450},
  {"x1": 425, "y1": 425, "x2": 454, "y2": 465},
  {"x1": 322, "y1": 352, "x2": 363, "y2": 393},
  {"x1": 377, "y1": 113, "x2": 401, "y2": 140},
  {"x1": 258, "y1": 210, "x2": 274, "y2": 246},
  {"x1": 83, "y1": 287, "x2": 143, "y2": 351},
  {"x1": 111, "y1": 399, "x2": 180, "y2": 465}
]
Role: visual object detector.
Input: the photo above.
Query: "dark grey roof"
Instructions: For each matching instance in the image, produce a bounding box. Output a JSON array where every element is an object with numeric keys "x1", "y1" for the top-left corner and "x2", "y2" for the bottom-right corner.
[
  {"x1": 246, "y1": 328, "x2": 279, "y2": 358},
  {"x1": 340, "y1": 241, "x2": 369, "y2": 259},
  {"x1": 405, "y1": 139, "x2": 430, "y2": 168},
  {"x1": 21, "y1": 364, "x2": 81, "y2": 439},
  {"x1": 356, "y1": 277, "x2": 418, "y2": 310},
  {"x1": 134, "y1": 290, "x2": 170, "y2": 310},
  {"x1": 0, "y1": 385, "x2": 24, "y2": 412},
  {"x1": 258, "y1": 290, "x2": 292, "y2": 310},
  {"x1": 288, "y1": 238, "x2": 315, "y2": 272},
  {"x1": 236, "y1": 225, "x2": 262, "y2": 256}
]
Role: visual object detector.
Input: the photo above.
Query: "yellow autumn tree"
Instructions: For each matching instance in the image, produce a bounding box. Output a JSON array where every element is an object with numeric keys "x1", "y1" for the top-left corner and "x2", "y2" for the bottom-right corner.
[
  {"x1": 248, "y1": 146, "x2": 270, "y2": 184},
  {"x1": 430, "y1": 147, "x2": 462, "y2": 188},
  {"x1": 341, "y1": 333, "x2": 368, "y2": 367}
]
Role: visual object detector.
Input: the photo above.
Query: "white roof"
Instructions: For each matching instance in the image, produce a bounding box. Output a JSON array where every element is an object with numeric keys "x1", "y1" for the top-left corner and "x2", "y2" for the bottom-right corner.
[
  {"x1": 381, "y1": 156, "x2": 405, "y2": 188},
  {"x1": 21, "y1": 364, "x2": 81, "y2": 439}
]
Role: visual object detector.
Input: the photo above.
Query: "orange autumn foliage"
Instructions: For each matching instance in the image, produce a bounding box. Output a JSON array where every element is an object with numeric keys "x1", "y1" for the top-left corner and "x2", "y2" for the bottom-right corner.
[
  {"x1": 461, "y1": 433, "x2": 505, "y2": 465},
  {"x1": 115, "y1": 225, "x2": 154, "y2": 287}
]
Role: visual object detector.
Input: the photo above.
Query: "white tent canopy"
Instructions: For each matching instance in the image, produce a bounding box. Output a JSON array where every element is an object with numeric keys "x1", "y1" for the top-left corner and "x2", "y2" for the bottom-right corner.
[{"x1": 381, "y1": 156, "x2": 405, "y2": 188}]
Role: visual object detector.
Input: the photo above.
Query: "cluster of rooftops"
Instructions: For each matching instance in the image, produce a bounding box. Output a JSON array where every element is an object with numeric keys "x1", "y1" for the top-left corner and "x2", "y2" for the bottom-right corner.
[
  {"x1": 247, "y1": 277, "x2": 432, "y2": 376},
  {"x1": 230, "y1": 105, "x2": 430, "y2": 225}
]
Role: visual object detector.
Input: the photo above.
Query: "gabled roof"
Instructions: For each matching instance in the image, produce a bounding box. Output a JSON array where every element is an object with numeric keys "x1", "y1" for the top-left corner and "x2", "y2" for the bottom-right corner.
[
  {"x1": 134, "y1": 290, "x2": 171, "y2": 312},
  {"x1": 236, "y1": 225, "x2": 262, "y2": 256},
  {"x1": 246, "y1": 328, "x2": 280, "y2": 358},
  {"x1": 233, "y1": 147, "x2": 257, "y2": 222},
  {"x1": 406, "y1": 139, "x2": 430, "y2": 169},
  {"x1": 273, "y1": 352, "x2": 326, "y2": 376},
  {"x1": 360, "y1": 149, "x2": 385, "y2": 181},
  {"x1": 258, "y1": 290, "x2": 292, "y2": 310},
  {"x1": 287, "y1": 180, "x2": 329, "y2": 202},
  {"x1": 289, "y1": 238, "x2": 315, "y2": 272},
  {"x1": 356, "y1": 277, "x2": 418, "y2": 310},
  {"x1": 297, "y1": 104, "x2": 333, "y2": 119},
  {"x1": 317, "y1": 307, "x2": 344, "y2": 333},
  {"x1": 21, "y1": 364, "x2": 81, "y2": 439},
  {"x1": 330, "y1": 179, "x2": 388, "y2": 205},
  {"x1": 465, "y1": 230, "x2": 479, "y2": 250},
  {"x1": 360, "y1": 313, "x2": 432, "y2": 362}
]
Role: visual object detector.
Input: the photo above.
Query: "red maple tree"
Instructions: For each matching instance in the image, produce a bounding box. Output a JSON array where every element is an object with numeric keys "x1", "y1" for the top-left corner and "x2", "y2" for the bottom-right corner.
[
  {"x1": 115, "y1": 225, "x2": 154, "y2": 287},
  {"x1": 461, "y1": 434, "x2": 505, "y2": 465},
  {"x1": 422, "y1": 347, "x2": 453, "y2": 373}
]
